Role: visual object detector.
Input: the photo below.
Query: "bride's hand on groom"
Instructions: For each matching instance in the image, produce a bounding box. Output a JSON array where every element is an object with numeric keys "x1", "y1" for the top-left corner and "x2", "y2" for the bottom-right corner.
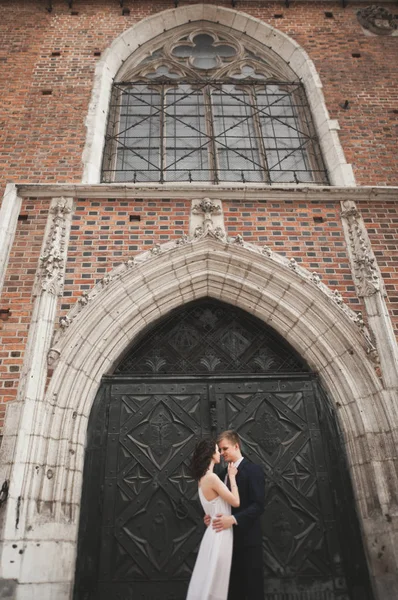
[
  {"x1": 212, "y1": 514, "x2": 235, "y2": 532},
  {"x1": 227, "y1": 463, "x2": 238, "y2": 478}
]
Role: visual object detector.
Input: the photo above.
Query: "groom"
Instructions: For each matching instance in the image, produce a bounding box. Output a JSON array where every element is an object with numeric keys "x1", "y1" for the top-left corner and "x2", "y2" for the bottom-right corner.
[{"x1": 211, "y1": 430, "x2": 265, "y2": 600}]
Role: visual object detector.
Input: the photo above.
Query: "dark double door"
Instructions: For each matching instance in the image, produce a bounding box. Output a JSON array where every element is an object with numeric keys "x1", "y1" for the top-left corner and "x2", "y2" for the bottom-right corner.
[
  {"x1": 74, "y1": 300, "x2": 372, "y2": 600},
  {"x1": 74, "y1": 376, "x2": 371, "y2": 600}
]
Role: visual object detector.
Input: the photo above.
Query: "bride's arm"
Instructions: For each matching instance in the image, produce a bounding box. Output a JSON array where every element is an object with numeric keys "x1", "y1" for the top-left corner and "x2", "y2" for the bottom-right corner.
[{"x1": 210, "y1": 466, "x2": 240, "y2": 507}]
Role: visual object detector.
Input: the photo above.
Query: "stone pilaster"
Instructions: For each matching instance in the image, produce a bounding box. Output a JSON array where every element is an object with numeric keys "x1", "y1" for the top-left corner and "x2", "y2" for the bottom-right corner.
[
  {"x1": 341, "y1": 199, "x2": 398, "y2": 389},
  {"x1": 0, "y1": 184, "x2": 22, "y2": 296},
  {"x1": 0, "y1": 198, "x2": 74, "y2": 595}
]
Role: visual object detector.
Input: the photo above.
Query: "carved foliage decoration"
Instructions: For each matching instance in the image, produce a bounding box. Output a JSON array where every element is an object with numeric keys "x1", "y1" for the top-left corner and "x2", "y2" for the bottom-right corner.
[
  {"x1": 37, "y1": 197, "x2": 72, "y2": 296},
  {"x1": 341, "y1": 202, "x2": 380, "y2": 297},
  {"x1": 115, "y1": 300, "x2": 308, "y2": 375},
  {"x1": 357, "y1": 6, "x2": 397, "y2": 36}
]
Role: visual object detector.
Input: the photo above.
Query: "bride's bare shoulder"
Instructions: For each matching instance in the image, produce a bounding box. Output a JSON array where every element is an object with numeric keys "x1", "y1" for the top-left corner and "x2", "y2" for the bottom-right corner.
[{"x1": 199, "y1": 472, "x2": 218, "y2": 485}]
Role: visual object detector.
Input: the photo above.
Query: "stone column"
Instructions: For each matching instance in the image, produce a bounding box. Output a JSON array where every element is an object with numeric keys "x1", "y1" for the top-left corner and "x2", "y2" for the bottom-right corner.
[
  {"x1": 0, "y1": 197, "x2": 74, "y2": 600},
  {"x1": 0, "y1": 184, "x2": 22, "y2": 296}
]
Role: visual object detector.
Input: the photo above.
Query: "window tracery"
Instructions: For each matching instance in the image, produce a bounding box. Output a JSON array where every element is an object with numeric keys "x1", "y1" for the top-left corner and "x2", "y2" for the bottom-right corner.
[{"x1": 102, "y1": 28, "x2": 328, "y2": 185}]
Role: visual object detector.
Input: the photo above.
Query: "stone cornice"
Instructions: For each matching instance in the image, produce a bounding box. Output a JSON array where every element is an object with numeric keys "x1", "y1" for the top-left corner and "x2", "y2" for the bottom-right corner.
[{"x1": 14, "y1": 183, "x2": 398, "y2": 202}]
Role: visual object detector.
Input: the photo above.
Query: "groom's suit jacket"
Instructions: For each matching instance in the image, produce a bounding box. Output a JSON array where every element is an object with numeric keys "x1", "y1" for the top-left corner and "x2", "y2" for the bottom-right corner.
[{"x1": 221, "y1": 457, "x2": 265, "y2": 548}]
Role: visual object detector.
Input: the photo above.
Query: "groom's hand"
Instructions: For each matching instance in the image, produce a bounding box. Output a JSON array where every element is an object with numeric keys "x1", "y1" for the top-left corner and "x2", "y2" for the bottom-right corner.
[{"x1": 212, "y1": 514, "x2": 235, "y2": 532}]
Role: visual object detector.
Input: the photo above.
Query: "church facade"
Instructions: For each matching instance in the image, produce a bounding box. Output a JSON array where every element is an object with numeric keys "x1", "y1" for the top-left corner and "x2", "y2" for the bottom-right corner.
[{"x1": 0, "y1": 1, "x2": 397, "y2": 599}]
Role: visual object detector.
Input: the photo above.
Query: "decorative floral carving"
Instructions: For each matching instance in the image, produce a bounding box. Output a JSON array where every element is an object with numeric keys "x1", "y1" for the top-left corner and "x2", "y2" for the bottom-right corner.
[
  {"x1": 59, "y1": 315, "x2": 71, "y2": 330},
  {"x1": 78, "y1": 291, "x2": 90, "y2": 307},
  {"x1": 192, "y1": 197, "x2": 223, "y2": 236},
  {"x1": 38, "y1": 198, "x2": 72, "y2": 296},
  {"x1": 332, "y1": 290, "x2": 343, "y2": 305},
  {"x1": 341, "y1": 203, "x2": 380, "y2": 297},
  {"x1": 101, "y1": 274, "x2": 112, "y2": 287},
  {"x1": 233, "y1": 234, "x2": 244, "y2": 245},
  {"x1": 144, "y1": 356, "x2": 167, "y2": 373},
  {"x1": 357, "y1": 6, "x2": 397, "y2": 36},
  {"x1": 200, "y1": 352, "x2": 222, "y2": 372},
  {"x1": 151, "y1": 244, "x2": 161, "y2": 256},
  {"x1": 253, "y1": 351, "x2": 276, "y2": 372},
  {"x1": 213, "y1": 227, "x2": 226, "y2": 240},
  {"x1": 289, "y1": 258, "x2": 298, "y2": 271},
  {"x1": 176, "y1": 234, "x2": 189, "y2": 245},
  {"x1": 311, "y1": 272, "x2": 321, "y2": 285},
  {"x1": 193, "y1": 226, "x2": 204, "y2": 238},
  {"x1": 125, "y1": 257, "x2": 135, "y2": 268},
  {"x1": 262, "y1": 246, "x2": 272, "y2": 257}
]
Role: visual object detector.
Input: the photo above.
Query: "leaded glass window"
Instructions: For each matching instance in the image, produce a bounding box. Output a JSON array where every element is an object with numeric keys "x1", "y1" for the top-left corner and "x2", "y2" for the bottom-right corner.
[{"x1": 102, "y1": 30, "x2": 328, "y2": 184}]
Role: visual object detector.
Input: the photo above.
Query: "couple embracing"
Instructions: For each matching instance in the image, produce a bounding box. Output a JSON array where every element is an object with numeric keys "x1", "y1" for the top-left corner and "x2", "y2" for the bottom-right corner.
[{"x1": 187, "y1": 430, "x2": 265, "y2": 600}]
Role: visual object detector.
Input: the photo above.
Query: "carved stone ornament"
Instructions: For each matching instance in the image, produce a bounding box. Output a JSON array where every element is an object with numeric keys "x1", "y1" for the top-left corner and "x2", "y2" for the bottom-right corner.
[
  {"x1": 47, "y1": 348, "x2": 61, "y2": 368},
  {"x1": 341, "y1": 203, "x2": 380, "y2": 297},
  {"x1": 357, "y1": 6, "x2": 397, "y2": 35},
  {"x1": 52, "y1": 232, "x2": 376, "y2": 361},
  {"x1": 191, "y1": 197, "x2": 224, "y2": 237},
  {"x1": 38, "y1": 198, "x2": 72, "y2": 296}
]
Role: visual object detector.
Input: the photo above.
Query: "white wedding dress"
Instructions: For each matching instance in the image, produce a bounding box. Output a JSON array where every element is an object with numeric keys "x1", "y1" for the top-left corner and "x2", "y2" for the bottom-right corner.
[{"x1": 186, "y1": 487, "x2": 233, "y2": 600}]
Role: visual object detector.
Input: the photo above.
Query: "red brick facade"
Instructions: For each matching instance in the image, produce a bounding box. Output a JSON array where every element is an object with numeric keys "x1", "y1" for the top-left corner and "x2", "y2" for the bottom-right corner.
[
  {"x1": 0, "y1": 1, "x2": 397, "y2": 194},
  {"x1": 0, "y1": 1, "x2": 398, "y2": 433}
]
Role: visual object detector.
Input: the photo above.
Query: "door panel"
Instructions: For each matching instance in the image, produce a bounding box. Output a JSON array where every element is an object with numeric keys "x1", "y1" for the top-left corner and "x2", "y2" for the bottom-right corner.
[
  {"x1": 74, "y1": 377, "x2": 372, "y2": 600},
  {"x1": 97, "y1": 381, "x2": 208, "y2": 600},
  {"x1": 215, "y1": 379, "x2": 351, "y2": 599}
]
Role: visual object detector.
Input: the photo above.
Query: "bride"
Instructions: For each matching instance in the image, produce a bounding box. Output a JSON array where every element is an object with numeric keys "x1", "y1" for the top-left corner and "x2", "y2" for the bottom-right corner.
[{"x1": 186, "y1": 439, "x2": 240, "y2": 600}]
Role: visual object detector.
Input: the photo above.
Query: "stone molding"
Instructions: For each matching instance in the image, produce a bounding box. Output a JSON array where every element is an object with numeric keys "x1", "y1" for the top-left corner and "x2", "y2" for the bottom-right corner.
[
  {"x1": 49, "y1": 229, "x2": 377, "y2": 364},
  {"x1": 81, "y1": 3, "x2": 355, "y2": 186},
  {"x1": 340, "y1": 201, "x2": 383, "y2": 298},
  {"x1": 12, "y1": 182, "x2": 398, "y2": 202},
  {"x1": 34, "y1": 197, "x2": 73, "y2": 297},
  {"x1": 340, "y1": 199, "x2": 398, "y2": 391},
  {"x1": 0, "y1": 183, "x2": 22, "y2": 297}
]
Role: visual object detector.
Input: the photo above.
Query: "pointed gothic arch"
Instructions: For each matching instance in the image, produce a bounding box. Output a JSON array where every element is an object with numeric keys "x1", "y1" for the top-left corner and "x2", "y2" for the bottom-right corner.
[
  {"x1": 82, "y1": 4, "x2": 355, "y2": 186},
  {"x1": 40, "y1": 236, "x2": 384, "y2": 524},
  {"x1": 5, "y1": 233, "x2": 395, "y2": 597}
]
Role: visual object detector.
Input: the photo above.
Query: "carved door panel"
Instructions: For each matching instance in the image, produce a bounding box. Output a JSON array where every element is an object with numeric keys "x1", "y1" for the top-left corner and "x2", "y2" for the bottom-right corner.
[
  {"x1": 215, "y1": 378, "x2": 369, "y2": 600},
  {"x1": 96, "y1": 381, "x2": 209, "y2": 600},
  {"x1": 74, "y1": 299, "x2": 372, "y2": 600}
]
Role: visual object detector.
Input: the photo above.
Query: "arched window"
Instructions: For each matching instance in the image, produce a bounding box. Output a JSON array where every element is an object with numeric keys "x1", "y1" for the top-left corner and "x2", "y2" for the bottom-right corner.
[{"x1": 102, "y1": 27, "x2": 328, "y2": 185}]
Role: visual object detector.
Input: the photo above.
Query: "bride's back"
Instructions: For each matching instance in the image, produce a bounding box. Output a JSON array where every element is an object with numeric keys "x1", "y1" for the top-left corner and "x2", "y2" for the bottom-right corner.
[{"x1": 198, "y1": 486, "x2": 231, "y2": 517}]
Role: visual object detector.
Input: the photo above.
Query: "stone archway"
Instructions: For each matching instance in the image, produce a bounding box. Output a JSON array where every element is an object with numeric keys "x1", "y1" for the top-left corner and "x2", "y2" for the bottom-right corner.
[
  {"x1": 1, "y1": 234, "x2": 395, "y2": 599},
  {"x1": 73, "y1": 297, "x2": 373, "y2": 599},
  {"x1": 82, "y1": 3, "x2": 354, "y2": 186}
]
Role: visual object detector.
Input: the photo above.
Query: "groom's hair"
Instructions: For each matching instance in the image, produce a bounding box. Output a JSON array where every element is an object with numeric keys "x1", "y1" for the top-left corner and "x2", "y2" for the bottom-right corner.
[{"x1": 217, "y1": 430, "x2": 241, "y2": 448}]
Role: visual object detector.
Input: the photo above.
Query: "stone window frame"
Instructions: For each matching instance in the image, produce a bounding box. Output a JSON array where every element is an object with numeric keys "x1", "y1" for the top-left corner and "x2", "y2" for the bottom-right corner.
[
  {"x1": 82, "y1": 5, "x2": 355, "y2": 187},
  {"x1": 101, "y1": 26, "x2": 328, "y2": 186}
]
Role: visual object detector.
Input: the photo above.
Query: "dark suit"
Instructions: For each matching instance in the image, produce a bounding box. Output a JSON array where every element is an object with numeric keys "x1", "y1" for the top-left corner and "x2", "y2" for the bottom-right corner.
[{"x1": 222, "y1": 458, "x2": 265, "y2": 600}]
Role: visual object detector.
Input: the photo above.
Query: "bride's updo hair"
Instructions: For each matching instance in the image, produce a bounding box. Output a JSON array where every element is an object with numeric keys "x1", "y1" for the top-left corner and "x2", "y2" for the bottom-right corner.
[{"x1": 190, "y1": 438, "x2": 217, "y2": 481}]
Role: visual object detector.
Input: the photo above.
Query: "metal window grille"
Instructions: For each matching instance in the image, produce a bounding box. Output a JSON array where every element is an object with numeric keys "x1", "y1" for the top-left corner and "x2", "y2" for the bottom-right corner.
[{"x1": 102, "y1": 80, "x2": 329, "y2": 185}]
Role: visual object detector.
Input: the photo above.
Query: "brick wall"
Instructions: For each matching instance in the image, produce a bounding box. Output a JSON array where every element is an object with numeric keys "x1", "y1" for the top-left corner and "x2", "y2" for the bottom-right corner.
[
  {"x1": 224, "y1": 198, "x2": 363, "y2": 306},
  {"x1": 0, "y1": 0, "x2": 397, "y2": 434},
  {"x1": 0, "y1": 0, "x2": 397, "y2": 195},
  {"x1": 360, "y1": 200, "x2": 398, "y2": 338},
  {"x1": 0, "y1": 198, "x2": 49, "y2": 426},
  {"x1": 0, "y1": 194, "x2": 372, "y2": 428}
]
